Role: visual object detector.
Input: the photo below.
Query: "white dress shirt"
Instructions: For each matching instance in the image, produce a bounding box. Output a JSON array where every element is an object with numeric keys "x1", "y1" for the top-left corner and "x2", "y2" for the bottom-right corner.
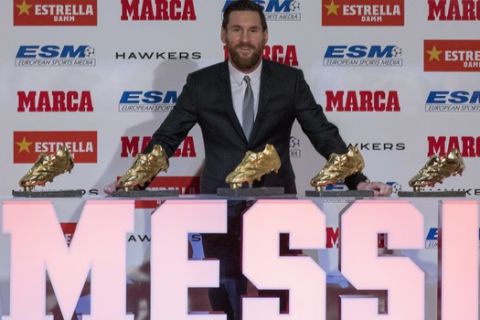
[{"x1": 228, "y1": 60, "x2": 262, "y2": 127}]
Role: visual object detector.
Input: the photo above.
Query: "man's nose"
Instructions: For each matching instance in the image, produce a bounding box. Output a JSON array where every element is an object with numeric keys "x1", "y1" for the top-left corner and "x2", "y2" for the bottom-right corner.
[{"x1": 240, "y1": 31, "x2": 250, "y2": 42}]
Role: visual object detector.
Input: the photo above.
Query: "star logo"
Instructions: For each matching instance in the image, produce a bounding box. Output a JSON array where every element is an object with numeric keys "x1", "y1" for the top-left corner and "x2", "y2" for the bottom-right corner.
[
  {"x1": 427, "y1": 46, "x2": 443, "y2": 62},
  {"x1": 324, "y1": 0, "x2": 340, "y2": 16},
  {"x1": 16, "y1": 137, "x2": 32, "y2": 153},
  {"x1": 16, "y1": 0, "x2": 33, "y2": 16}
]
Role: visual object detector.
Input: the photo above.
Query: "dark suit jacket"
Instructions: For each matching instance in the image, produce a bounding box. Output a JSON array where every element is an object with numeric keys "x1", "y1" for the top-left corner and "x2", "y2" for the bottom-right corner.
[{"x1": 145, "y1": 59, "x2": 366, "y2": 194}]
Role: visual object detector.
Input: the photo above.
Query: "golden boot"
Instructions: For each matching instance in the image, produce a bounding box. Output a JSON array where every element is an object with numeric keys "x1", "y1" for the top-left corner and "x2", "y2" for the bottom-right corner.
[
  {"x1": 408, "y1": 149, "x2": 464, "y2": 192},
  {"x1": 310, "y1": 146, "x2": 365, "y2": 191},
  {"x1": 19, "y1": 146, "x2": 74, "y2": 192},
  {"x1": 117, "y1": 144, "x2": 169, "y2": 191},
  {"x1": 226, "y1": 144, "x2": 281, "y2": 189}
]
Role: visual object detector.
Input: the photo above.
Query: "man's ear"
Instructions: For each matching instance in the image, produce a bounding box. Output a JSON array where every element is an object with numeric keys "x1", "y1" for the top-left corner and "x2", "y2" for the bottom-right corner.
[
  {"x1": 220, "y1": 28, "x2": 226, "y2": 44},
  {"x1": 264, "y1": 29, "x2": 269, "y2": 45}
]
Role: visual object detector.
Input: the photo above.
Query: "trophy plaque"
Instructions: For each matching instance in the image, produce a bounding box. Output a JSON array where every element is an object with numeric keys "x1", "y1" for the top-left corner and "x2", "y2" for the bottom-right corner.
[
  {"x1": 13, "y1": 146, "x2": 83, "y2": 198},
  {"x1": 112, "y1": 144, "x2": 179, "y2": 197},
  {"x1": 306, "y1": 146, "x2": 374, "y2": 198},
  {"x1": 218, "y1": 144, "x2": 285, "y2": 197},
  {"x1": 398, "y1": 149, "x2": 466, "y2": 197}
]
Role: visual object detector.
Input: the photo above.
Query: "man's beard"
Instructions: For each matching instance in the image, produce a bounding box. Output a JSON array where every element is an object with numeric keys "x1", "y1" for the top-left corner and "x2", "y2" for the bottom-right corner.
[{"x1": 227, "y1": 43, "x2": 263, "y2": 72}]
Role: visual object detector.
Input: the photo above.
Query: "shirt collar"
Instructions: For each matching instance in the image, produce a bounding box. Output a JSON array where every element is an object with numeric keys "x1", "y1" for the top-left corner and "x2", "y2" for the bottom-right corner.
[{"x1": 228, "y1": 59, "x2": 262, "y2": 86}]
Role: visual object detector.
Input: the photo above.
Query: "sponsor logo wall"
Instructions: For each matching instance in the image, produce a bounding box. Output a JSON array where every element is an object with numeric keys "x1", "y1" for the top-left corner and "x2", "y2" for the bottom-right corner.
[{"x1": 1, "y1": 0, "x2": 479, "y2": 197}]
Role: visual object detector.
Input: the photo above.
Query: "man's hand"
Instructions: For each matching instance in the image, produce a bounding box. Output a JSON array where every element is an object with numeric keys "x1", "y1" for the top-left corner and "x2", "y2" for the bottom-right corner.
[
  {"x1": 103, "y1": 181, "x2": 118, "y2": 195},
  {"x1": 357, "y1": 181, "x2": 392, "y2": 196}
]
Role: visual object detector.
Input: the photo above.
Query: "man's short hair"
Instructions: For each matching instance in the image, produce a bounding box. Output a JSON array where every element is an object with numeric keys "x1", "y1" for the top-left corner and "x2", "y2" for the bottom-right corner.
[{"x1": 222, "y1": 0, "x2": 268, "y2": 31}]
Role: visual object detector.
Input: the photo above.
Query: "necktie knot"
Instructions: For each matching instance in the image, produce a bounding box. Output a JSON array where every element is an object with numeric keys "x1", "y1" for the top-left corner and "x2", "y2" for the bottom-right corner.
[{"x1": 242, "y1": 75, "x2": 254, "y2": 140}]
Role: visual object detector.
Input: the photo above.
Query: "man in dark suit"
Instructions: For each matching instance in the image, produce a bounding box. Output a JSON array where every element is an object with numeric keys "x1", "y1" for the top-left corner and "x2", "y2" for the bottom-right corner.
[
  {"x1": 141, "y1": 0, "x2": 391, "y2": 318},
  {"x1": 144, "y1": 2, "x2": 389, "y2": 195}
]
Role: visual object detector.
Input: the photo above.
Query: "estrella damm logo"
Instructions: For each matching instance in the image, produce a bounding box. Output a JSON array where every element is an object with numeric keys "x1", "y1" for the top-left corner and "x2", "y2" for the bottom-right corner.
[
  {"x1": 14, "y1": 0, "x2": 97, "y2": 26},
  {"x1": 322, "y1": 0, "x2": 404, "y2": 26},
  {"x1": 424, "y1": 40, "x2": 480, "y2": 71},
  {"x1": 13, "y1": 131, "x2": 97, "y2": 163},
  {"x1": 15, "y1": 45, "x2": 96, "y2": 67}
]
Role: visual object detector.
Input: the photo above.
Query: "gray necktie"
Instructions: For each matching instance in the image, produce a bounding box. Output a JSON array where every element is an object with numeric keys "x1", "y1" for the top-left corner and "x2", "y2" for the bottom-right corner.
[{"x1": 242, "y1": 75, "x2": 254, "y2": 140}]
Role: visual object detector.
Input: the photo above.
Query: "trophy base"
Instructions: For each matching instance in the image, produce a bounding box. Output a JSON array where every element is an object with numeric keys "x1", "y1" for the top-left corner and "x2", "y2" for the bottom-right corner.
[
  {"x1": 111, "y1": 189, "x2": 179, "y2": 198},
  {"x1": 217, "y1": 187, "x2": 285, "y2": 198},
  {"x1": 398, "y1": 191, "x2": 466, "y2": 198},
  {"x1": 305, "y1": 190, "x2": 374, "y2": 198},
  {"x1": 12, "y1": 189, "x2": 84, "y2": 198}
]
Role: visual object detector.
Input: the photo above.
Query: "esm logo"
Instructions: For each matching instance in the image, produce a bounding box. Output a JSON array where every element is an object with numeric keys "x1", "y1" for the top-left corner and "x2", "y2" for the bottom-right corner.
[
  {"x1": 223, "y1": 0, "x2": 302, "y2": 21},
  {"x1": 121, "y1": 136, "x2": 197, "y2": 158},
  {"x1": 325, "y1": 90, "x2": 401, "y2": 112},
  {"x1": 425, "y1": 91, "x2": 480, "y2": 112},
  {"x1": 324, "y1": 45, "x2": 403, "y2": 67},
  {"x1": 119, "y1": 90, "x2": 177, "y2": 112},
  {"x1": 428, "y1": 0, "x2": 480, "y2": 20},
  {"x1": 121, "y1": 0, "x2": 196, "y2": 21},
  {"x1": 16, "y1": 45, "x2": 95, "y2": 67}
]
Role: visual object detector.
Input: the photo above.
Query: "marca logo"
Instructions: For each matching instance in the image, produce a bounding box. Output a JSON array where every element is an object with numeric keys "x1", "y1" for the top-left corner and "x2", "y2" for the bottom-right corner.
[
  {"x1": 115, "y1": 51, "x2": 201, "y2": 60},
  {"x1": 424, "y1": 40, "x2": 480, "y2": 71},
  {"x1": 224, "y1": 44, "x2": 298, "y2": 67},
  {"x1": 223, "y1": 0, "x2": 302, "y2": 21},
  {"x1": 322, "y1": 0, "x2": 404, "y2": 26},
  {"x1": 121, "y1": 0, "x2": 196, "y2": 21},
  {"x1": 15, "y1": 45, "x2": 95, "y2": 67},
  {"x1": 325, "y1": 90, "x2": 401, "y2": 112},
  {"x1": 148, "y1": 176, "x2": 200, "y2": 194},
  {"x1": 348, "y1": 142, "x2": 406, "y2": 151},
  {"x1": 17, "y1": 91, "x2": 94, "y2": 112},
  {"x1": 325, "y1": 227, "x2": 386, "y2": 248},
  {"x1": 13, "y1": 0, "x2": 97, "y2": 26},
  {"x1": 120, "y1": 136, "x2": 197, "y2": 158},
  {"x1": 60, "y1": 223, "x2": 77, "y2": 246},
  {"x1": 425, "y1": 91, "x2": 480, "y2": 112},
  {"x1": 119, "y1": 90, "x2": 177, "y2": 112},
  {"x1": 323, "y1": 45, "x2": 403, "y2": 67},
  {"x1": 13, "y1": 131, "x2": 97, "y2": 163},
  {"x1": 428, "y1": 136, "x2": 480, "y2": 157},
  {"x1": 428, "y1": 0, "x2": 480, "y2": 21}
]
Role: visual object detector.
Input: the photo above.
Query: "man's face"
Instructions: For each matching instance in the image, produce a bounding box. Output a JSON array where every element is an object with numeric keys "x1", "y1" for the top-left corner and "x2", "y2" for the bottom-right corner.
[{"x1": 221, "y1": 10, "x2": 268, "y2": 73}]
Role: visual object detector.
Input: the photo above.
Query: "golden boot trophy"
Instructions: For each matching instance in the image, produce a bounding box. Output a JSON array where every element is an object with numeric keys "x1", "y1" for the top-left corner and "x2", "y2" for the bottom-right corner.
[
  {"x1": 226, "y1": 144, "x2": 281, "y2": 189},
  {"x1": 310, "y1": 146, "x2": 365, "y2": 191},
  {"x1": 19, "y1": 146, "x2": 74, "y2": 192},
  {"x1": 117, "y1": 144, "x2": 169, "y2": 191},
  {"x1": 408, "y1": 149, "x2": 465, "y2": 192}
]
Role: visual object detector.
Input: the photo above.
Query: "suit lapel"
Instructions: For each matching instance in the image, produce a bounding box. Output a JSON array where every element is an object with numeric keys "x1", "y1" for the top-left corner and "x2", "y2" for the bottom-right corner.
[
  {"x1": 218, "y1": 62, "x2": 248, "y2": 143},
  {"x1": 249, "y1": 60, "x2": 272, "y2": 144}
]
